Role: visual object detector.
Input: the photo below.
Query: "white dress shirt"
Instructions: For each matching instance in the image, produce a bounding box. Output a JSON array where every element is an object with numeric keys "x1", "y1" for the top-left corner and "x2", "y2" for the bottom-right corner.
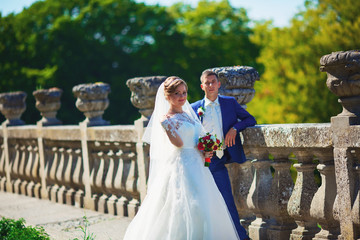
[{"x1": 203, "y1": 96, "x2": 224, "y2": 157}]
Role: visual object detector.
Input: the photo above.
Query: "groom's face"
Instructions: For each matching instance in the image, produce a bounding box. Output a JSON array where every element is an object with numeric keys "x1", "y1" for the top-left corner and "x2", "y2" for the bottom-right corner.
[{"x1": 201, "y1": 75, "x2": 221, "y2": 101}]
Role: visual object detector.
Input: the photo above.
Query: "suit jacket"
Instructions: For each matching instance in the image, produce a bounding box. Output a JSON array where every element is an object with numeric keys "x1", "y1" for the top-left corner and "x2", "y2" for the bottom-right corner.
[{"x1": 191, "y1": 95, "x2": 256, "y2": 164}]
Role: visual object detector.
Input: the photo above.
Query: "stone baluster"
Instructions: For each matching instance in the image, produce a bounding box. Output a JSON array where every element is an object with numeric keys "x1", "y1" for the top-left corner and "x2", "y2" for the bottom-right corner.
[
  {"x1": 227, "y1": 159, "x2": 254, "y2": 231},
  {"x1": 10, "y1": 144, "x2": 20, "y2": 191},
  {"x1": 55, "y1": 147, "x2": 67, "y2": 203},
  {"x1": 48, "y1": 147, "x2": 60, "y2": 202},
  {"x1": 24, "y1": 145, "x2": 34, "y2": 196},
  {"x1": 117, "y1": 196, "x2": 129, "y2": 217},
  {"x1": 0, "y1": 145, "x2": 5, "y2": 190},
  {"x1": 114, "y1": 149, "x2": 128, "y2": 216},
  {"x1": 29, "y1": 145, "x2": 41, "y2": 198},
  {"x1": 288, "y1": 149, "x2": 318, "y2": 240},
  {"x1": 124, "y1": 146, "x2": 139, "y2": 217},
  {"x1": 105, "y1": 149, "x2": 118, "y2": 215},
  {"x1": 320, "y1": 50, "x2": 360, "y2": 239},
  {"x1": 267, "y1": 149, "x2": 296, "y2": 240},
  {"x1": 33, "y1": 88, "x2": 62, "y2": 126},
  {"x1": 208, "y1": 66, "x2": 260, "y2": 108},
  {"x1": 73, "y1": 83, "x2": 111, "y2": 126},
  {"x1": 310, "y1": 148, "x2": 340, "y2": 239},
  {"x1": 0, "y1": 91, "x2": 27, "y2": 126},
  {"x1": 14, "y1": 144, "x2": 27, "y2": 195},
  {"x1": 64, "y1": 148, "x2": 76, "y2": 205},
  {"x1": 72, "y1": 149, "x2": 84, "y2": 208},
  {"x1": 125, "y1": 151, "x2": 137, "y2": 192},
  {"x1": 89, "y1": 150, "x2": 100, "y2": 209},
  {"x1": 97, "y1": 150, "x2": 109, "y2": 213},
  {"x1": 247, "y1": 148, "x2": 272, "y2": 240}
]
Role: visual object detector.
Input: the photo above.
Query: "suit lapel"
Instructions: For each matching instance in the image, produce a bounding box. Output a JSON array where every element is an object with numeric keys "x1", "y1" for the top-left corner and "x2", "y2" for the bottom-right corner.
[
  {"x1": 200, "y1": 99, "x2": 205, "y2": 123},
  {"x1": 218, "y1": 96, "x2": 226, "y2": 134}
]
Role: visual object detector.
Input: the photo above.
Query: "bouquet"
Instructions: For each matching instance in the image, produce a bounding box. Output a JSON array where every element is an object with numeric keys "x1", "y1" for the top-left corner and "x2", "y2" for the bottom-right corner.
[{"x1": 197, "y1": 133, "x2": 223, "y2": 167}]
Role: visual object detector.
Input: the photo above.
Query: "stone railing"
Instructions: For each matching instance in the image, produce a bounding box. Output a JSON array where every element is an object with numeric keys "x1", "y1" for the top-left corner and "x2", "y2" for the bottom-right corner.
[
  {"x1": 0, "y1": 124, "x2": 141, "y2": 217},
  {"x1": 0, "y1": 51, "x2": 359, "y2": 239}
]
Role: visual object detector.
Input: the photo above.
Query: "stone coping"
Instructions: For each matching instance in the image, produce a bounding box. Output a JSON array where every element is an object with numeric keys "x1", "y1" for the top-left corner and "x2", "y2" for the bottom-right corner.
[
  {"x1": 1, "y1": 122, "x2": 359, "y2": 147},
  {"x1": 242, "y1": 123, "x2": 333, "y2": 148},
  {"x1": 0, "y1": 125, "x2": 137, "y2": 142}
]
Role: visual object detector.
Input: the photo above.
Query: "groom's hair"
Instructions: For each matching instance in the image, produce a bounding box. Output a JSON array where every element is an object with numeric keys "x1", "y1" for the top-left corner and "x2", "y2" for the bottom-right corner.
[
  {"x1": 200, "y1": 70, "x2": 219, "y2": 83},
  {"x1": 164, "y1": 76, "x2": 188, "y2": 97}
]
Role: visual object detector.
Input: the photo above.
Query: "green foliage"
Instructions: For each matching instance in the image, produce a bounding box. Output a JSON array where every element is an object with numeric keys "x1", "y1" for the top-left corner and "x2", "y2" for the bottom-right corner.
[
  {"x1": 0, "y1": 217, "x2": 50, "y2": 240},
  {"x1": 2, "y1": 0, "x2": 357, "y2": 125},
  {"x1": 0, "y1": 0, "x2": 258, "y2": 124},
  {"x1": 73, "y1": 215, "x2": 96, "y2": 240},
  {"x1": 168, "y1": 0, "x2": 260, "y2": 97},
  {"x1": 248, "y1": 0, "x2": 359, "y2": 123}
]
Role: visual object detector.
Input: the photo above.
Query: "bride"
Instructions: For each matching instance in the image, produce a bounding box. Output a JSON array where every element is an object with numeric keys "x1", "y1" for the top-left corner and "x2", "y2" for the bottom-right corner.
[{"x1": 123, "y1": 76, "x2": 240, "y2": 240}]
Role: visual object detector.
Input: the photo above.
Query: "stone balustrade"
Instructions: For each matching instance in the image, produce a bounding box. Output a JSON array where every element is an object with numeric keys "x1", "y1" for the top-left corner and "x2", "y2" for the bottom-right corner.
[
  {"x1": 0, "y1": 124, "x2": 141, "y2": 217},
  {"x1": 0, "y1": 51, "x2": 359, "y2": 239}
]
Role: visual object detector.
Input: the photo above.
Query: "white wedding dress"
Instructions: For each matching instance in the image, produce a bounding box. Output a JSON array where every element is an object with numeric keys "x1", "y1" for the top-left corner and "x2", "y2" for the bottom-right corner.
[{"x1": 123, "y1": 112, "x2": 239, "y2": 240}]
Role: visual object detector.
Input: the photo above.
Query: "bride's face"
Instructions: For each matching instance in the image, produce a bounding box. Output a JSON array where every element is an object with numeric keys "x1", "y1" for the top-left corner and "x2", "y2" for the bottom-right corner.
[{"x1": 167, "y1": 84, "x2": 187, "y2": 108}]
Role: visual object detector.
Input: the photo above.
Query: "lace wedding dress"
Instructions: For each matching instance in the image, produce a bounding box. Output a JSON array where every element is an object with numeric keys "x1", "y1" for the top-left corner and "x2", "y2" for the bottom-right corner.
[{"x1": 123, "y1": 112, "x2": 239, "y2": 240}]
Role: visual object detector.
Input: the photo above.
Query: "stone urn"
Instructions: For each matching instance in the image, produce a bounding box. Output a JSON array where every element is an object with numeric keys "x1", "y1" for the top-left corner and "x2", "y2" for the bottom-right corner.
[
  {"x1": 33, "y1": 88, "x2": 63, "y2": 126},
  {"x1": 72, "y1": 83, "x2": 111, "y2": 126},
  {"x1": 126, "y1": 76, "x2": 167, "y2": 119},
  {"x1": 320, "y1": 50, "x2": 360, "y2": 119},
  {"x1": 0, "y1": 91, "x2": 27, "y2": 126},
  {"x1": 208, "y1": 66, "x2": 260, "y2": 108}
]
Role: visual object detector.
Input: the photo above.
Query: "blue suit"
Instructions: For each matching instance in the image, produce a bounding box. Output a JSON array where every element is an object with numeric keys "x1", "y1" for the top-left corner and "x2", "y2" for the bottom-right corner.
[{"x1": 191, "y1": 95, "x2": 256, "y2": 240}]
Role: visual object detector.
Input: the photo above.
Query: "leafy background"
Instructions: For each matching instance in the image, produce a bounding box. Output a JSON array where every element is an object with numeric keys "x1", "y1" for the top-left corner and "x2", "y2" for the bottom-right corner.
[{"x1": 0, "y1": 0, "x2": 358, "y2": 125}]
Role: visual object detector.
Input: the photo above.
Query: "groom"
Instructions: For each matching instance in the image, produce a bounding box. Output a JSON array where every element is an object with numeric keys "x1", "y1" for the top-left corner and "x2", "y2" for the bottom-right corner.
[{"x1": 191, "y1": 70, "x2": 256, "y2": 240}]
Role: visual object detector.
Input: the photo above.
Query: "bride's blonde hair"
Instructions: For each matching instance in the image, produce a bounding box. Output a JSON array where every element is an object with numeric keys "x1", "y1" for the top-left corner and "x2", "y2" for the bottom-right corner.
[{"x1": 164, "y1": 76, "x2": 188, "y2": 97}]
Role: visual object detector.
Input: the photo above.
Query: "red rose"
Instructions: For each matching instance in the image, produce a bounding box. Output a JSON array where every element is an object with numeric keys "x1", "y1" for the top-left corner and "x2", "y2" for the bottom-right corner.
[
  {"x1": 216, "y1": 139, "x2": 220, "y2": 144},
  {"x1": 198, "y1": 142, "x2": 205, "y2": 151},
  {"x1": 213, "y1": 145, "x2": 218, "y2": 150}
]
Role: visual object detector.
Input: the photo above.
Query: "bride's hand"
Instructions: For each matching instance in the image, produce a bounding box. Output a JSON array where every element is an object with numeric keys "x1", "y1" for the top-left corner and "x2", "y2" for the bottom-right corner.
[{"x1": 203, "y1": 151, "x2": 214, "y2": 159}]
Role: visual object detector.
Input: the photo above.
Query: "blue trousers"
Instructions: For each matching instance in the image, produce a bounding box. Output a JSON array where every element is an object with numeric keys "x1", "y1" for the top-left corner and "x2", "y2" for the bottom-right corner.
[{"x1": 209, "y1": 152, "x2": 249, "y2": 240}]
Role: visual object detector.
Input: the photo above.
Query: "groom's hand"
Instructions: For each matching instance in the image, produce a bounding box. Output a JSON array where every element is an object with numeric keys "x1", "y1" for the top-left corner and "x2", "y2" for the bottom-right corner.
[{"x1": 225, "y1": 128, "x2": 237, "y2": 147}]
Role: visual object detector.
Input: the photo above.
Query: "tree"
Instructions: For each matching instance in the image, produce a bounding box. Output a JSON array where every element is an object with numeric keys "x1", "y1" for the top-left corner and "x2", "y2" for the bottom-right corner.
[
  {"x1": 0, "y1": 0, "x2": 186, "y2": 124},
  {"x1": 168, "y1": 0, "x2": 260, "y2": 98},
  {"x1": 249, "y1": 0, "x2": 360, "y2": 123},
  {"x1": 0, "y1": 0, "x2": 259, "y2": 124}
]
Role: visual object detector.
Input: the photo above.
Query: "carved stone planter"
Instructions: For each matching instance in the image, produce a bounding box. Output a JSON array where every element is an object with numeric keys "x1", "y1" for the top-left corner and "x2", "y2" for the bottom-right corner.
[
  {"x1": 0, "y1": 91, "x2": 27, "y2": 126},
  {"x1": 33, "y1": 88, "x2": 62, "y2": 126},
  {"x1": 208, "y1": 66, "x2": 260, "y2": 108},
  {"x1": 72, "y1": 83, "x2": 111, "y2": 126},
  {"x1": 126, "y1": 76, "x2": 167, "y2": 119},
  {"x1": 320, "y1": 50, "x2": 360, "y2": 120}
]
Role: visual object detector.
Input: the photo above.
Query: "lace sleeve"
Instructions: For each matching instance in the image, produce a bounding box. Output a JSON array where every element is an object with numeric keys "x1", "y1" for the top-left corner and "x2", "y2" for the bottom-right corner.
[{"x1": 161, "y1": 116, "x2": 180, "y2": 138}]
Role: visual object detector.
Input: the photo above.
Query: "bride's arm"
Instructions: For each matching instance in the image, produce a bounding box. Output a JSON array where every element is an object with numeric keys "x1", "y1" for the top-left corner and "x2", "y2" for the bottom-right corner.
[{"x1": 161, "y1": 117, "x2": 183, "y2": 148}]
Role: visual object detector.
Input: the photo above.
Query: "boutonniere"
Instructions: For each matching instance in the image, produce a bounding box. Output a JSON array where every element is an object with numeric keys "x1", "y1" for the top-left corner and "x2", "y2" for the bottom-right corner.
[{"x1": 197, "y1": 106, "x2": 205, "y2": 118}]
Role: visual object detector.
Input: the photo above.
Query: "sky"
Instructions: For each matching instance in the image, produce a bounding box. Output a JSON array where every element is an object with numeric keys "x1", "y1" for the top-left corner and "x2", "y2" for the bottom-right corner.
[{"x1": 0, "y1": 0, "x2": 305, "y2": 27}]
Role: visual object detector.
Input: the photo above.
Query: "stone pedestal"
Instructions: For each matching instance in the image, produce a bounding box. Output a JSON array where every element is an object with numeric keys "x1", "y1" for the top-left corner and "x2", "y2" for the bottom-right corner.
[
  {"x1": 126, "y1": 76, "x2": 167, "y2": 118},
  {"x1": 73, "y1": 83, "x2": 111, "y2": 126},
  {"x1": 0, "y1": 91, "x2": 27, "y2": 126},
  {"x1": 320, "y1": 50, "x2": 360, "y2": 239},
  {"x1": 33, "y1": 88, "x2": 62, "y2": 126},
  {"x1": 208, "y1": 66, "x2": 260, "y2": 108}
]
